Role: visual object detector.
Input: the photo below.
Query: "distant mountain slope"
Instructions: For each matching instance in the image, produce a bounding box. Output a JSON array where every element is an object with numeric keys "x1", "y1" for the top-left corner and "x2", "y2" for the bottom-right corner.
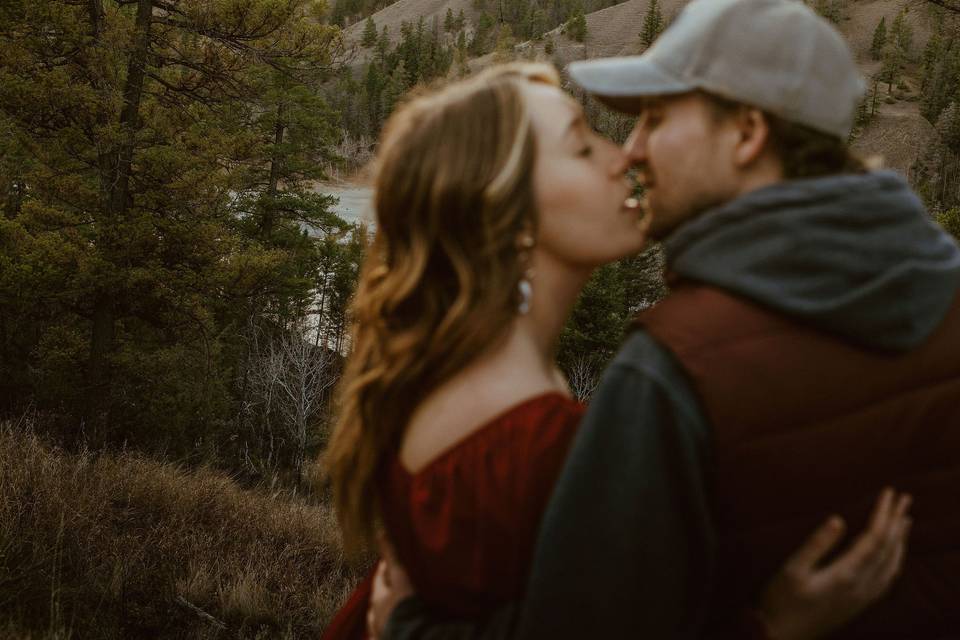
[
  {"x1": 343, "y1": 0, "x2": 476, "y2": 48},
  {"x1": 339, "y1": 0, "x2": 943, "y2": 177},
  {"x1": 550, "y1": 0, "x2": 940, "y2": 176},
  {"x1": 567, "y1": 0, "x2": 686, "y2": 57}
]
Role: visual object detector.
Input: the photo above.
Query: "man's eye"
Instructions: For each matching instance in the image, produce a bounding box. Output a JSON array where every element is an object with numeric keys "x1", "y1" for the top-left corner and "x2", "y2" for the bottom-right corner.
[{"x1": 578, "y1": 146, "x2": 593, "y2": 157}]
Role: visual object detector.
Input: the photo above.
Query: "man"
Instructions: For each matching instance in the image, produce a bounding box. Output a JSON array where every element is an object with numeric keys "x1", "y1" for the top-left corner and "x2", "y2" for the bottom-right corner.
[{"x1": 372, "y1": 0, "x2": 960, "y2": 637}]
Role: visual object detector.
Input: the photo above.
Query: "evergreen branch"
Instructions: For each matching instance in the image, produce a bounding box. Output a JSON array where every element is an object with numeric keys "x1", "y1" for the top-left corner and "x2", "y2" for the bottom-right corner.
[{"x1": 923, "y1": 0, "x2": 960, "y2": 12}]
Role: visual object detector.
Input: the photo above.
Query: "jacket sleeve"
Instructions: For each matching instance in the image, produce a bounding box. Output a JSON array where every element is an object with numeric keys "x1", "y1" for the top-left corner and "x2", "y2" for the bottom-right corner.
[
  {"x1": 383, "y1": 331, "x2": 716, "y2": 640},
  {"x1": 514, "y1": 330, "x2": 716, "y2": 638},
  {"x1": 384, "y1": 598, "x2": 519, "y2": 640}
]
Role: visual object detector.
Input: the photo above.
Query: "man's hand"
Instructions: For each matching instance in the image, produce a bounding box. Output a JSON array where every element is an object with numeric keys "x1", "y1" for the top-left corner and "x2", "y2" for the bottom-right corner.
[
  {"x1": 367, "y1": 534, "x2": 415, "y2": 640},
  {"x1": 759, "y1": 488, "x2": 912, "y2": 640}
]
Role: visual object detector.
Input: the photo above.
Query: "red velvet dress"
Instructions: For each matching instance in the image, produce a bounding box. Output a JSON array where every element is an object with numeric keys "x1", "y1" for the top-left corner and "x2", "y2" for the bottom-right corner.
[{"x1": 321, "y1": 392, "x2": 584, "y2": 640}]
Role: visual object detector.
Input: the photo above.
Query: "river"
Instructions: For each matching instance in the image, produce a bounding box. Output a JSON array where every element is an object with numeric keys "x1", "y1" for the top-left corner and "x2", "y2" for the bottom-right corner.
[{"x1": 312, "y1": 183, "x2": 375, "y2": 228}]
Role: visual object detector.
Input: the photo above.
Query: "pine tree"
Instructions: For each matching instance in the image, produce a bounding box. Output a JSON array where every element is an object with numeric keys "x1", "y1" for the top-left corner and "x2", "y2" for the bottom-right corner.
[
  {"x1": 530, "y1": 8, "x2": 548, "y2": 39},
  {"x1": 470, "y1": 12, "x2": 496, "y2": 56},
  {"x1": 494, "y1": 24, "x2": 516, "y2": 62},
  {"x1": 444, "y1": 7, "x2": 456, "y2": 32},
  {"x1": 891, "y1": 10, "x2": 913, "y2": 55},
  {"x1": 382, "y1": 59, "x2": 410, "y2": 117},
  {"x1": 922, "y1": 55, "x2": 949, "y2": 123},
  {"x1": 376, "y1": 25, "x2": 391, "y2": 63},
  {"x1": 870, "y1": 17, "x2": 887, "y2": 61},
  {"x1": 922, "y1": 31, "x2": 943, "y2": 90},
  {"x1": 936, "y1": 101, "x2": 960, "y2": 152},
  {"x1": 640, "y1": 0, "x2": 664, "y2": 49},
  {"x1": 564, "y1": 8, "x2": 588, "y2": 43},
  {"x1": 363, "y1": 61, "x2": 385, "y2": 127},
  {"x1": 936, "y1": 207, "x2": 960, "y2": 241},
  {"x1": 814, "y1": 0, "x2": 844, "y2": 23},
  {"x1": 362, "y1": 16, "x2": 378, "y2": 47},
  {"x1": 880, "y1": 44, "x2": 902, "y2": 94},
  {"x1": 0, "y1": 0, "x2": 343, "y2": 449}
]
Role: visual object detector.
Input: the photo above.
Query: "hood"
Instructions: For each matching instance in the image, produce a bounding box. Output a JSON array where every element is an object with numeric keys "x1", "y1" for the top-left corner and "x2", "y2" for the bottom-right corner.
[{"x1": 664, "y1": 171, "x2": 960, "y2": 351}]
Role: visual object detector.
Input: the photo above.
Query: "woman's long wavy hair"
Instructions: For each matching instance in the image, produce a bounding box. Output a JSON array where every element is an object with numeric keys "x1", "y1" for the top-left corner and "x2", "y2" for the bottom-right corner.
[{"x1": 325, "y1": 63, "x2": 560, "y2": 555}]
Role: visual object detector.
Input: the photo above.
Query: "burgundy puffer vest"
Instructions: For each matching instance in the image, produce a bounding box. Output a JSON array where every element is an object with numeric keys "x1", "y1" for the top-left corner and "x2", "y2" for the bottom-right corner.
[{"x1": 637, "y1": 283, "x2": 960, "y2": 638}]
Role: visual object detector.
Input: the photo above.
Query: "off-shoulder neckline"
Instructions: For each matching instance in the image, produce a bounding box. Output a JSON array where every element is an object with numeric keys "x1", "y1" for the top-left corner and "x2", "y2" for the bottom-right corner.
[{"x1": 395, "y1": 391, "x2": 582, "y2": 477}]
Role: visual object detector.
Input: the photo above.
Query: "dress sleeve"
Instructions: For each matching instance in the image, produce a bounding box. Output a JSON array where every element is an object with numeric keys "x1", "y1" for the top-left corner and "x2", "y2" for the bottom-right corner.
[{"x1": 383, "y1": 331, "x2": 717, "y2": 640}]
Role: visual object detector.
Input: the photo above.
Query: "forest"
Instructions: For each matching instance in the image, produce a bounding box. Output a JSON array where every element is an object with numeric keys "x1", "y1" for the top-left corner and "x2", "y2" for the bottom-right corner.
[{"x1": 0, "y1": 0, "x2": 670, "y2": 485}]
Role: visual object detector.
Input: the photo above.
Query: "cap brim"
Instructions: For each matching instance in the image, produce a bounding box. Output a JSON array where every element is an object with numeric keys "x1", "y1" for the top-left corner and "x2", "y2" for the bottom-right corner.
[{"x1": 567, "y1": 57, "x2": 693, "y2": 115}]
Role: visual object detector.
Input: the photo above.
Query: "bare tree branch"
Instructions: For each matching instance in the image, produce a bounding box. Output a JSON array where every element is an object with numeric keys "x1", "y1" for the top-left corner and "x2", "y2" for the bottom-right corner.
[{"x1": 566, "y1": 355, "x2": 601, "y2": 402}]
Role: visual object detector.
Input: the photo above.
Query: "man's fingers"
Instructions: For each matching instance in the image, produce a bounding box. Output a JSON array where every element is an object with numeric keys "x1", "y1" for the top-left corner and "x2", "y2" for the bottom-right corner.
[
  {"x1": 367, "y1": 561, "x2": 390, "y2": 640},
  {"x1": 388, "y1": 556, "x2": 414, "y2": 593},
  {"x1": 873, "y1": 511, "x2": 913, "y2": 591},
  {"x1": 891, "y1": 493, "x2": 912, "y2": 528},
  {"x1": 377, "y1": 531, "x2": 402, "y2": 588},
  {"x1": 377, "y1": 531, "x2": 399, "y2": 563},
  {"x1": 376, "y1": 531, "x2": 413, "y2": 594},
  {"x1": 860, "y1": 516, "x2": 911, "y2": 603},
  {"x1": 786, "y1": 515, "x2": 847, "y2": 573},
  {"x1": 366, "y1": 608, "x2": 379, "y2": 640},
  {"x1": 867, "y1": 488, "x2": 895, "y2": 534},
  {"x1": 826, "y1": 490, "x2": 911, "y2": 581}
]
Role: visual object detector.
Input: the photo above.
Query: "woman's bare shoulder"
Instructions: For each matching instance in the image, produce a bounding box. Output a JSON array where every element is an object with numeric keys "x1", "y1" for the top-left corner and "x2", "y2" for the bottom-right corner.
[{"x1": 399, "y1": 363, "x2": 566, "y2": 474}]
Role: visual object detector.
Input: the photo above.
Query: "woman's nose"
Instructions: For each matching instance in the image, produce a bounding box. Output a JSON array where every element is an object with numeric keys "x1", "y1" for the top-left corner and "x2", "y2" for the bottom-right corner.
[
  {"x1": 610, "y1": 147, "x2": 631, "y2": 176},
  {"x1": 623, "y1": 125, "x2": 647, "y2": 165}
]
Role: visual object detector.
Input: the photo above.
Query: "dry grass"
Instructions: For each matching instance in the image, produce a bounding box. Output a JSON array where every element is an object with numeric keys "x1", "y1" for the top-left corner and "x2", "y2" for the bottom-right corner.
[{"x1": 0, "y1": 424, "x2": 366, "y2": 639}]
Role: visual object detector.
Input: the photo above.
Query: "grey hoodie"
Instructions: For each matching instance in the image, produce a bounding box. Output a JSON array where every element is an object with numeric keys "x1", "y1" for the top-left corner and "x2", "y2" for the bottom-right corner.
[
  {"x1": 384, "y1": 172, "x2": 960, "y2": 640},
  {"x1": 666, "y1": 170, "x2": 960, "y2": 350}
]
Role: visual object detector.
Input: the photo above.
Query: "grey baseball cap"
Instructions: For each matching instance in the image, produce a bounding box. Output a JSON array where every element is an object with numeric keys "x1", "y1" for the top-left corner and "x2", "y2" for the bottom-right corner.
[{"x1": 567, "y1": 0, "x2": 866, "y2": 139}]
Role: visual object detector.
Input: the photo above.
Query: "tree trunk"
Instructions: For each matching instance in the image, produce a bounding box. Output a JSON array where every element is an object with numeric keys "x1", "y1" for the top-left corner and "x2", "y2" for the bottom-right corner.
[
  {"x1": 85, "y1": 0, "x2": 153, "y2": 430},
  {"x1": 261, "y1": 102, "x2": 286, "y2": 238},
  {"x1": 87, "y1": 0, "x2": 104, "y2": 38},
  {"x1": 109, "y1": 0, "x2": 153, "y2": 219}
]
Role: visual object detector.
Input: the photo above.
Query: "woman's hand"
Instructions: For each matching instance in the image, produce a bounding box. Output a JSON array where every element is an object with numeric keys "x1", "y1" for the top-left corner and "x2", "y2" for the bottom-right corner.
[
  {"x1": 758, "y1": 488, "x2": 912, "y2": 640},
  {"x1": 367, "y1": 535, "x2": 414, "y2": 640}
]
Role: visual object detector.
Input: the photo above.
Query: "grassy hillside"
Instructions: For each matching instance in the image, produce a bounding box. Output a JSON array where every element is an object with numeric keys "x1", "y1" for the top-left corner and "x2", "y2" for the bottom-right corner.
[{"x1": 0, "y1": 424, "x2": 364, "y2": 639}]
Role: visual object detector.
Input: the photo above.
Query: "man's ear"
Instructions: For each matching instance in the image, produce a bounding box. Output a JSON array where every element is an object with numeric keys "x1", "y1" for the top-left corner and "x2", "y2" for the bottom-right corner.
[{"x1": 732, "y1": 108, "x2": 771, "y2": 168}]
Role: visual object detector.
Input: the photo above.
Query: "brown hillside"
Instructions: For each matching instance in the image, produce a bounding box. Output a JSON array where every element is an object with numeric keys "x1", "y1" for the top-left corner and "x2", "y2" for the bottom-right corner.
[
  {"x1": 343, "y1": 0, "x2": 944, "y2": 178},
  {"x1": 343, "y1": 0, "x2": 477, "y2": 48},
  {"x1": 844, "y1": 0, "x2": 935, "y2": 62},
  {"x1": 853, "y1": 102, "x2": 938, "y2": 178}
]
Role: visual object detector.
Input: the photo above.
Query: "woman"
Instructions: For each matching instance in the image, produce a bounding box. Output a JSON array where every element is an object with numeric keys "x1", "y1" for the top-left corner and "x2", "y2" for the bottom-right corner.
[{"x1": 322, "y1": 63, "x2": 910, "y2": 640}]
